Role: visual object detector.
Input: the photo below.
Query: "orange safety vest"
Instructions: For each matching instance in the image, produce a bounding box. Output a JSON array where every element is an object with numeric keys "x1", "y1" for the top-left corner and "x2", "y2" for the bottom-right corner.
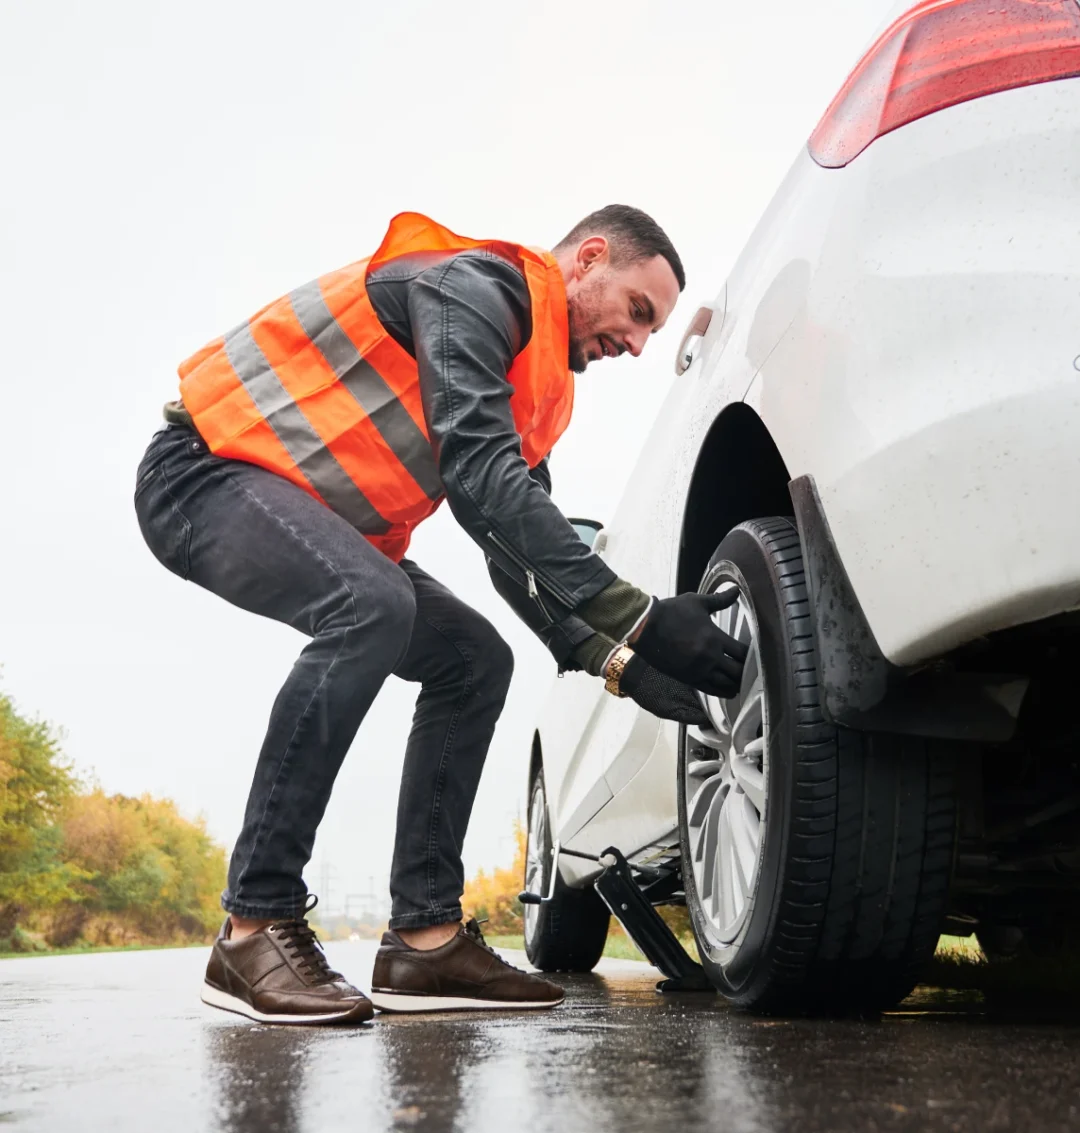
[{"x1": 177, "y1": 213, "x2": 575, "y2": 562}]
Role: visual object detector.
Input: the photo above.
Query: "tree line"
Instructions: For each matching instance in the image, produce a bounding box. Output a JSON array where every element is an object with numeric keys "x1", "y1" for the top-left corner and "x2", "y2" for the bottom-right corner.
[
  {"x1": 461, "y1": 822, "x2": 527, "y2": 936},
  {"x1": 0, "y1": 688, "x2": 225, "y2": 953}
]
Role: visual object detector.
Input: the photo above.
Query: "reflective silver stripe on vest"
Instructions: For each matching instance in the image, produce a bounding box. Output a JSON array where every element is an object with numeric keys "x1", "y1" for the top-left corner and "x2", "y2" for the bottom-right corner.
[
  {"x1": 224, "y1": 322, "x2": 391, "y2": 534},
  {"x1": 288, "y1": 280, "x2": 444, "y2": 502}
]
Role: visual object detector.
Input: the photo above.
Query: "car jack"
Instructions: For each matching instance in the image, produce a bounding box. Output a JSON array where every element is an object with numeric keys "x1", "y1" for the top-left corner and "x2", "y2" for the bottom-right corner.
[
  {"x1": 593, "y1": 847, "x2": 714, "y2": 994},
  {"x1": 520, "y1": 843, "x2": 714, "y2": 993}
]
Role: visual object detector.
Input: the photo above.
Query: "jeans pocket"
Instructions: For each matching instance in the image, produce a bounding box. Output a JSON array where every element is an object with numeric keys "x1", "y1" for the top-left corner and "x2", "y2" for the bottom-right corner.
[{"x1": 135, "y1": 464, "x2": 193, "y2": 581}]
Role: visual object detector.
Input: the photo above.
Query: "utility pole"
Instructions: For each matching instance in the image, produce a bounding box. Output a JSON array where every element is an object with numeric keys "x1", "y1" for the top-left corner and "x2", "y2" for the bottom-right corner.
[
  {"x1": 318, "y1": 857, "x2": 337, "y2": 917},
  {"x1": 344, "y1": 875, "x2": 386, "y2": 924}
]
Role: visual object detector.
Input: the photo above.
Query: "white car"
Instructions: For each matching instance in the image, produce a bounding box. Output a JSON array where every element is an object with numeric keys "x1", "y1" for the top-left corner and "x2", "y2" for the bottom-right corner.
[{"x1": 521, "y1": 0, "x2": 1080, "y2": 1011}]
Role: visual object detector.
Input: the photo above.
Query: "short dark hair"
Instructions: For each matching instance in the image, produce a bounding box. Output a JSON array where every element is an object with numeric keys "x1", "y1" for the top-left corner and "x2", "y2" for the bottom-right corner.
[{"x1": 554, "y1": 204, "x2": 685, "y2": 291}]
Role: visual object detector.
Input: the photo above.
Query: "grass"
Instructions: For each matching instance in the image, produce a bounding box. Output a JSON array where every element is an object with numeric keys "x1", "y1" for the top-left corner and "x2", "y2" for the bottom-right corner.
[
  {"x1": 486, "y1": 933, "x2": 989, "y2": 972},
  {"x1": 489, "y1": 929, "x2": 1080, "y2": 1003},
  {"x1": 924, "y1": 935, "x2": 1080, "y2": 1001},
  {"x1": 485, "y1": 930, "x2": 687, "y2": 963},
  {"x1": 487, "y1": 932, "x2": 983, "y2": 969},
  {"x1": 483, "y1": 934, "x2": 525, "y2": 953},
  {"x1": 0, "y1": 940, "x2": 209, "y2": 961},
  {"x1": 934, "y1": 933, "x2": 985, "y2": 961},
  {"x1": 8, "y1": 929, "x2": 1079, "y2": 1004}
]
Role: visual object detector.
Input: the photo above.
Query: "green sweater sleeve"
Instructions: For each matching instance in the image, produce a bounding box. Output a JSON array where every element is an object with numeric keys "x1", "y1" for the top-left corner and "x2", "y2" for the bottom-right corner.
[
  {"x1": 577, "y1": 578, "x2": 651, "y2": 642},
  {"x1": 569, "y1": 579, "x2": 652, "y2": 676}
]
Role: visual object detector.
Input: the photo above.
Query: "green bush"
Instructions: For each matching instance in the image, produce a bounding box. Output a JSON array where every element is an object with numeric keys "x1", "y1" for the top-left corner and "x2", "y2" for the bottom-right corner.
[{"x1": 0, "y1": 686, "x2": 225, "y2": 953}]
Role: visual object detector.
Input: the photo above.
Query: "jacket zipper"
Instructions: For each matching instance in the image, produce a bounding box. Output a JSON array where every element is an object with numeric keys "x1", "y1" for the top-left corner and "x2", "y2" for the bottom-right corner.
[{"x1": 485, "y1": 530, "x2": 579, "y2": 612}]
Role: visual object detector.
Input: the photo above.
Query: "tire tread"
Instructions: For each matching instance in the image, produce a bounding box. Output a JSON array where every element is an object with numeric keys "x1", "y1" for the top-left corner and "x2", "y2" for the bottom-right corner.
[{"x1": 684, "y1": 517, "x2": 957, "y2": 1013}]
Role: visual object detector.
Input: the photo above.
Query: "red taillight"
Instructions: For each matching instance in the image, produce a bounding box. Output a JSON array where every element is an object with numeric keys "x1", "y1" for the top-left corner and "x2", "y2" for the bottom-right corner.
[{"x1": 809, "y1": 0, "x2": 1080, "y2": 168}]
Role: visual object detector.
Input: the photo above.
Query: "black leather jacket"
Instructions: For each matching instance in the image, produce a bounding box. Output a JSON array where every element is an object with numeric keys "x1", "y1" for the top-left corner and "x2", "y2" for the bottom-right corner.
[{"x1": 367, "y1": 248, "x2": 612, "y2": 667}]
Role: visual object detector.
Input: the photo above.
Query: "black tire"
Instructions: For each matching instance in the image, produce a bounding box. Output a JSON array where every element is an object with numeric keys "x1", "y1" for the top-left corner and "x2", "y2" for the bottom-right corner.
[
  {"x1": 523, "y1": 769, "x2": 610, "y2": 972},
  {"x1": 678, "y1": 518, "x2": 957, "y2": 1013}
]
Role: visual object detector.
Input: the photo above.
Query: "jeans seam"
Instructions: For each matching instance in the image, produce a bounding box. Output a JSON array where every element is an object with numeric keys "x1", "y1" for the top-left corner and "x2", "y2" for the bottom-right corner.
[
  {"x1": 419, "y1": 615, "x2": 474, "y2": 920},
  {"x1": 133, "y1": 465, "x2": 157, "y2": 502},
  {"x1": 157, "y1": 464, "x2": 193, "y2": 579},
  {"x1": 221, "y1": 895, "x2": 309, "y2": 919},
  {"x1": 227, "y1": 473, "x2": 367, "y2": 909},
  {"x1": 387, "y1": 905, "x2": 463, "y2": 931}
]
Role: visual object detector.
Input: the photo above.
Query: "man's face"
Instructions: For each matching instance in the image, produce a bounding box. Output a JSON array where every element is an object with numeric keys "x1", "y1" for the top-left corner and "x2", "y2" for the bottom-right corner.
[{"x1": 563, "y1": 238, "x2": 681, "y2": 374}]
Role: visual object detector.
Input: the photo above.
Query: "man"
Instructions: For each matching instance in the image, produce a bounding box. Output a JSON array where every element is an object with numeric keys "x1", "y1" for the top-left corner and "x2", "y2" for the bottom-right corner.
[{"x1": 134, "y1": 206, "x2": 747, "y2": 1024}]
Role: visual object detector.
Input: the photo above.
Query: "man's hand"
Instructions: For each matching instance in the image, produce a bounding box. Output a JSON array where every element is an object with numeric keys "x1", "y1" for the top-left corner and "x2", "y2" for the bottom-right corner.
[
  {"x1": 618, "y1": 653, "x2": 710, "y2": 726},
  {"x1": 630, "y1": 590, "x2": 748, "y2": 699}
]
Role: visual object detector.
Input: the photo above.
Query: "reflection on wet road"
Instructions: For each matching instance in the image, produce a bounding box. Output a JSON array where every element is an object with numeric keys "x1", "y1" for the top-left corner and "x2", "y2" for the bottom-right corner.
[{"x1": 3, "y1": 941, "x2": 1080, "y2": 1132}]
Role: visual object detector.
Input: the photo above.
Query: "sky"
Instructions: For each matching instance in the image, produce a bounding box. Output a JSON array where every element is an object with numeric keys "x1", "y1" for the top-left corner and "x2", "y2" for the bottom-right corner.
[{"x1": 1, "y1": 0, "x2": 890, "y2": 916}]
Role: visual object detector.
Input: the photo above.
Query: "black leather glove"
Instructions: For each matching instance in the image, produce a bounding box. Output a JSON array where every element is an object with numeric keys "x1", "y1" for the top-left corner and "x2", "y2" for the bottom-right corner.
[
  {"x1": 632, "y1": 590, "x2": 748, "y2": 699},
  {"x1": 619, "y1": 653, "x2": 710, "y2": 726}
]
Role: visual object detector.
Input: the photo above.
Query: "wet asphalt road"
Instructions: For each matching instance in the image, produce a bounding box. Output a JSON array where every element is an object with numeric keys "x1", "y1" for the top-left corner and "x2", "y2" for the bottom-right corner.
[{"x1": 3, "y1": 942, "x2": 1080, "y2": 1132}]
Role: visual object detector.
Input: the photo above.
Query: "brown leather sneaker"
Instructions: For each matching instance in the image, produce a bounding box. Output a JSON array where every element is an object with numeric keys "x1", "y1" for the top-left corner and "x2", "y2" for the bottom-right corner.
[
  {"x1": 201, "y1": 916, "x2": 373, "y2": 1025},
  {"x1": 370, "y1": 918, "x2": 564, "y2": 1013}
]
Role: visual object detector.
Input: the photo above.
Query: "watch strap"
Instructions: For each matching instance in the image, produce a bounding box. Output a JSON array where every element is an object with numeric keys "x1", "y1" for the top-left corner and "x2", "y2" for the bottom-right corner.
[{"x1": 604, "y1": 645, "x2": 636, "y2": 698}]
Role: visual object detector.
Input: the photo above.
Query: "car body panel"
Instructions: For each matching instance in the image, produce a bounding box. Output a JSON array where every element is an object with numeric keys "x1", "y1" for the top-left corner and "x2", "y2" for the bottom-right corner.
[
  {"x1": 759, "y1": 79, "x2": 1080, "y2": 663},
  {"x1": 539, "y1": 59, "x2": 1080, "y2": 884},
  {"x1": 535, "y1": 669, "x2": 612, "y2": 841},
  {"x1": 559, "y1": 720, "x2": 681, "y2": 887}
]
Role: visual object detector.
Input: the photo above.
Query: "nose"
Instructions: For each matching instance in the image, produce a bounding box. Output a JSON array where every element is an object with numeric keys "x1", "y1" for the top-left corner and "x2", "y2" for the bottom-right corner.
[{"x1": 622, "y1": 328, "x2": 649, "y2": 358}]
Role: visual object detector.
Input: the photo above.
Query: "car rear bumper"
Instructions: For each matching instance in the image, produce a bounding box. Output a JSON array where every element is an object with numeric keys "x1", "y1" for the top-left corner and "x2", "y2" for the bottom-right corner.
[{"x1": 822, "y1": 379, "x2": 1080, "y2": 667}]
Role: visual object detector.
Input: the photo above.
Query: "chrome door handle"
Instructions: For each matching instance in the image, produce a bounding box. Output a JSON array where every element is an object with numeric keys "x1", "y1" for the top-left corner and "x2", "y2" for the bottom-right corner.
[{"x1": 674, "y1": 304, "x2": 715, "y2": 375}]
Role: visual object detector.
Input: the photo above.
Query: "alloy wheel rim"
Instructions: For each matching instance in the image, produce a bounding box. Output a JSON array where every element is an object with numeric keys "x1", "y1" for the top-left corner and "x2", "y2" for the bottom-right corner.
[
  {"x1": 523, "y1": 783, "x2": 547, "y2": 940},
  {"x1": 684, "y1": 574, "x2": 768, "y2": 949}
]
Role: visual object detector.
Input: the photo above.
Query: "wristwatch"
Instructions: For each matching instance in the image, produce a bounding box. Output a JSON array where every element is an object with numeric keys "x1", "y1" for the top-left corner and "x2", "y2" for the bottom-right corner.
[{"x1": 604, "y1": 645, "x2": 635, "y2": 698}]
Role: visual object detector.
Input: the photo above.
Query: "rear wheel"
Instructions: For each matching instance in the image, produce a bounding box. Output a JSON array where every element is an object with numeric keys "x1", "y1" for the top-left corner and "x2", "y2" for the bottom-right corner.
[
  {"x1": 678, "y1": 518, "x2": 958, "y2": 1013},
  {"x1": 523, "y1": 769, "x2": 610, "y2": 972}
]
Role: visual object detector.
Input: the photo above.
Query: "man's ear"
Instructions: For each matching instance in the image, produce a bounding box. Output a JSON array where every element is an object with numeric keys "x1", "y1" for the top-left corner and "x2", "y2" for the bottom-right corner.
[{"x1": 576, "y1": 235, "x2": 609, "y2": 277}]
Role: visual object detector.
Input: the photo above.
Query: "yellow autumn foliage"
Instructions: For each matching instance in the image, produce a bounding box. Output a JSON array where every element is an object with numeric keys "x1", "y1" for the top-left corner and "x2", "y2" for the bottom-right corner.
[
  {"x1": 0, "y1": 686, "x2": 226, "y2": 952},
  {"x1": 462, "y1": 821, "x2": 526, "y2": 935},
  {"x1": 53, "y1": 789, "x2": 226, "y2": 947}
]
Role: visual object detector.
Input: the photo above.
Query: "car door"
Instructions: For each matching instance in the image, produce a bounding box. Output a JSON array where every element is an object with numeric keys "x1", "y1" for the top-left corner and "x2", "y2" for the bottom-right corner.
[
  {"x1": 538, "y1": 516, "x2": 659, "y2": 846},
  {"x1": 593, "y1": 288, "x2": 731, "y2": 797},
  {"x1": 537, "y1": 667, "x2": 612, "y2": 845}
]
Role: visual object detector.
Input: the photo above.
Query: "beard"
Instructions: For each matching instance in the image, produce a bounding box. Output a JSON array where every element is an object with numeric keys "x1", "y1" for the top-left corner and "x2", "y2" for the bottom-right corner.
[
  {"x1": 568, "y1": 337, "x2": 589, "y2": 375},
  {"x1": 565, "y1": 275, "x2": 605, "y2": 374}
]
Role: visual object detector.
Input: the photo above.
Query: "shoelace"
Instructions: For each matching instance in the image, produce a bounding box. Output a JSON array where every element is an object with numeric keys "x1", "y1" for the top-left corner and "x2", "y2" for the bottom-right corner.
[
  {"x1": 463, "y1": 917, "x2": 528, "y2": 976},
  {"x1": 271, "y1": 917, "x2": 343, "y2": 985}
]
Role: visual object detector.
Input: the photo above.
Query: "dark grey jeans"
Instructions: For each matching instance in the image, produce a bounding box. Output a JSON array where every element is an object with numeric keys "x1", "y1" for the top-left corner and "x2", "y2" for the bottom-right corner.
[{"x1": 133, "y1": 425, "x2": 513, "y2": 929}]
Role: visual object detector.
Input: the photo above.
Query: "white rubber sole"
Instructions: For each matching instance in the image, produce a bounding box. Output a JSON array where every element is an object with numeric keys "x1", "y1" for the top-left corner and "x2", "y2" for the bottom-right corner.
[
  {"x1": 200, "y1": 982, "x2": 371, "y2": 1025},
  {"x1": 369, "y1": 990, "x2": 564, "y2": 1014}
]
